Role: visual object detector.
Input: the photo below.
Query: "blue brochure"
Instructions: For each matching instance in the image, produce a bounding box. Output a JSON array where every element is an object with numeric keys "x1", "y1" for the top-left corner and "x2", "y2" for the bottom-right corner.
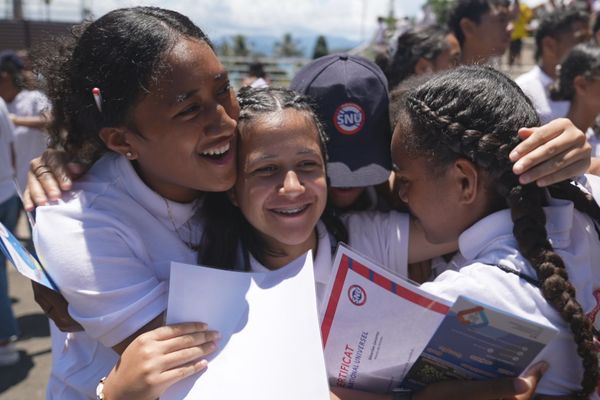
[
  {"x1": 401, "y1": 295, "x2": 557, "y2": 390},
  {"x1": 0, "y1": 222, "x2": 58, "y2": 291}
]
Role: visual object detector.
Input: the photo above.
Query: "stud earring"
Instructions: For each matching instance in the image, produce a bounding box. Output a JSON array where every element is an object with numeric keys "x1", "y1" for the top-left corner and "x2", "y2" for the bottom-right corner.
[{"x1": 125, "y1": 151, "x2": 133, "y2": 159}]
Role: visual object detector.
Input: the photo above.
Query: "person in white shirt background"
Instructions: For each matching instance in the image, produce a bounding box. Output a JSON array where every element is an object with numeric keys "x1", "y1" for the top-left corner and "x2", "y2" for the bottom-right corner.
[
  {"x1": 392, "y1": 65, "x2": 600, "y2": 399},
  {"x1": 0, "y1": 97, "x2": 20, "y2": 367},
  {"x1": 516, "y1": 7, "x2": 591, "y2": 124},
  {"x1": 0, "y1": 50, "x2": 50, "y2": 194},
  {"x1": 550, "y1": 42, "x2": 600, "y2": 156}
]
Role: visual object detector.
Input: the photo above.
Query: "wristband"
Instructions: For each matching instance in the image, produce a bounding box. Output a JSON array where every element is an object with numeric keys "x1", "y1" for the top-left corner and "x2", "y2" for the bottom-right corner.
[{"x1": 96, "y1": 376, "x2": 107, "y2": 400}]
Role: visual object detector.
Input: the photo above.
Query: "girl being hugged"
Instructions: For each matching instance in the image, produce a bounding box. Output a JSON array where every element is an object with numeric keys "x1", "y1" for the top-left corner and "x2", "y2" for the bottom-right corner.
[
  {"x1": 33, "y1": 7, "x2": 237, "y2": 399},
  {"x1": 392, "y1": 65, "x2": 600, "y2": 398}
]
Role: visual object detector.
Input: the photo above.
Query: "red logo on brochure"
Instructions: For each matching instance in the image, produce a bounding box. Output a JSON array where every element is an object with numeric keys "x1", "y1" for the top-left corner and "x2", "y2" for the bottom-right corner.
[
  {"x1": 348, "y1": 284, "x2": 367, "y2": 306},
  {"x1": 333, "y1": 102, "x2": 365, "y2": 135}
]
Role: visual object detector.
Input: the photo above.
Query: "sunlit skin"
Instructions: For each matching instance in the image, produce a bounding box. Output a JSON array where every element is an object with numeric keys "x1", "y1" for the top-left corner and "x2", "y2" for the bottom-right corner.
[
  {"x1": 231, "y1": 109, "x2": 328, "y2": 269},
  {"x1": 461, "y1": 5, "x2": 513, "y2": 65},
  {"x1": 117, "y1": 38, "x2": 240, "y2": 203}
]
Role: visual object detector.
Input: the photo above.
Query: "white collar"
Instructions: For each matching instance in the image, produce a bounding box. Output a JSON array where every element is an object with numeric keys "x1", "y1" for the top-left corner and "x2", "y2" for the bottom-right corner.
[
  {"x1": 532, "y1": 65, "x2": 555, "y2": 89},
  {"x1": 112, "y1": 153, "x2": 201, "y2": 230},
  {"x1": 458, "y1": 194, "x2": 574, "y2": 261},
  {"x1": 248, "y1": 221, "x2": 332, "y2": 286}
]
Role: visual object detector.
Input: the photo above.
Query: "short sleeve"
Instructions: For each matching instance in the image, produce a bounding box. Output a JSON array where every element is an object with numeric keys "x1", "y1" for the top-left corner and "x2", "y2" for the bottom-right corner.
[
  {"x1": 34, "y1": 203, "x2": 167, "y2": 347},
  {"x1": 0, "y1": 99, "x2": 15, "y2": 144},
  {"x1": 344, "y1": 210, "x2": 410, "y2": 278}
]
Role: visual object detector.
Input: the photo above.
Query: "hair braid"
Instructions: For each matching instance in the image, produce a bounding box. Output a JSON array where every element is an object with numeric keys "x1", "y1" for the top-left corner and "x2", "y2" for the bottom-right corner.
[{"x1": 400, "y1": 65, "x2": 599, "y2": 397}]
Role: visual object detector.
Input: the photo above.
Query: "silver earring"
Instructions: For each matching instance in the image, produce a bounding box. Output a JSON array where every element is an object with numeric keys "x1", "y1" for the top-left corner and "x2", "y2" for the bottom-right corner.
[{"x1": 125, "y1": 151, "x2": 133, "y2": 159}]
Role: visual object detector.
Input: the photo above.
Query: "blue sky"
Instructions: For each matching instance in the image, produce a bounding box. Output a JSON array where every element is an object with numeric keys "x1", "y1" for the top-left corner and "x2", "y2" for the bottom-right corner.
[{"x1": 26, "y1": 0, "x2": 546, "y2": 42}]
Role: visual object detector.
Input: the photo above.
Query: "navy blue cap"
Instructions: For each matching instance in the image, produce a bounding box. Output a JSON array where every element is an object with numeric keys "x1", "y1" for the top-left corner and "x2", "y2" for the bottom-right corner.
[{"x1": 290, "y1": 53, "x2": 392, "y2": 188}]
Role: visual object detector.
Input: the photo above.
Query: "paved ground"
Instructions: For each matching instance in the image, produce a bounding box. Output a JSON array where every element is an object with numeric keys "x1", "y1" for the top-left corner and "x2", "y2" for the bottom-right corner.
[{"x1": 0, "y1": 212, "x2": 51, "y2": 400}]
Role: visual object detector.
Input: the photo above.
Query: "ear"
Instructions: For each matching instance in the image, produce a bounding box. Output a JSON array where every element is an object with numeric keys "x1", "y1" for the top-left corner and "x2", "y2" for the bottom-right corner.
[
  {"x1": 573, "y1": 75, "x2": 588, "y2": 96},
  {"x1": 452, "y1": 158, "x2": 479, "y2": 205},
  {"x1": 227, "y1": 187, "x2": 239, "y2": 207},
  {"x1": 459, "y1": 17, "x2": 477, "y2": 40},
  {"x1": 542, "y1": 36, "x2": 557, "y2": 59},
  {"x1": 98, "y1": 127, "x2": 137, "y2": 160},
  {"x1": 414, "y1": 57, "x2": 434, "y2": 76}
]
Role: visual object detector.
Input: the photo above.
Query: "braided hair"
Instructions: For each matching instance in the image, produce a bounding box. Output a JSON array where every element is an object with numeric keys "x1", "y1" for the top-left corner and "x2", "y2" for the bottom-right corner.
[
  {"x1": 398, "y1": 65, "x2": 599, "y2": 398},
  {"x1": 200, "y1": 87, "x2": 348, "y2": 269},
  {"x1": 39, "y1": 7, "x2": 213, "y2": 164}
]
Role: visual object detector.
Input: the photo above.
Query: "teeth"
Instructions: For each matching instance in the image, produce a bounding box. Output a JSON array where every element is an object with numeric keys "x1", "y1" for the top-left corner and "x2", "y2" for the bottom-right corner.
[
  {"x1": 273, "y1": 206, "x2": 307, "y2": 215},
  {"x1": 201, "y1": 142, "x2": 230, "y2": 156}
]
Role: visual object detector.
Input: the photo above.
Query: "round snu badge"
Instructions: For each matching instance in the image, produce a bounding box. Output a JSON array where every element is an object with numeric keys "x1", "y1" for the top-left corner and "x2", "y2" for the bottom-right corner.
[{"x1": 333, "y1": 102, "x2": 365, "y2": 135}]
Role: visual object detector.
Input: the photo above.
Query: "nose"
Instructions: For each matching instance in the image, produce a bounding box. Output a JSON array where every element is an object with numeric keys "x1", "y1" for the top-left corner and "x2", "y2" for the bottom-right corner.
[
  {"x1": 279, "y1": 170, "x2": 305, "y2": 197},
  {"x1": 206, "y1": 103, "x2": 237, "y2": 137}
]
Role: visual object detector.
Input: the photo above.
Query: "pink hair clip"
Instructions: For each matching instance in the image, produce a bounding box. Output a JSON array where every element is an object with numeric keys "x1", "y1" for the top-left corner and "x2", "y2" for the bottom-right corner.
[{"x1": 92, "y1": 87, "x2": 102, "y2": 112}]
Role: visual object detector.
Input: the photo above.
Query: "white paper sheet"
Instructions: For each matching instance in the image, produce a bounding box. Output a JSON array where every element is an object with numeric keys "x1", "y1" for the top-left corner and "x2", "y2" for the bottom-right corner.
[{"x1": 162, "y1": 252, "x2": 330, "y2": 400}]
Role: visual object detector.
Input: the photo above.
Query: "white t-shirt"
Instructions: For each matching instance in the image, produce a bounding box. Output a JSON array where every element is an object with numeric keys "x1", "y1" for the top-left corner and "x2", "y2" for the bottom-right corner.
[
  {"x1": 0, "y1": 97, "x2": 16, "y2": 204},
  {"x1": 7, "y1": 90, "x2": 50, "y2": 193},
  {"x1": 420, "y1": 175, "x2": 600, "y2": 397},
  {"x1": 515, "y1": 65, "x2": 570, "y2": 125},
  {"x1": 34, "y1": 152, "x2": 204, "y2": 400},
  {"x1": 587, "y1": 127, "x2": 600, "y2": 158},
  {"x1": 248, "y1": 211, "x2": 411, "y2": 306}
]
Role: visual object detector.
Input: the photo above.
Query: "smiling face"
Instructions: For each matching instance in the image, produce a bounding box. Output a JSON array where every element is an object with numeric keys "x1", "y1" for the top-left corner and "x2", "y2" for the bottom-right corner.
[
  {"x1": 123, "y1": 38, "x2": 239, "y2": 202},
  {"x1": 233, "y1": 109, "x2": 327, "y2": 255}
]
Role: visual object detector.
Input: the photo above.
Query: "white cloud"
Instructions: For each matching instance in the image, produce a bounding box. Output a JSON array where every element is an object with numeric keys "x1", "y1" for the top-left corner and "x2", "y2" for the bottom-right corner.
[{"x1": 90, "y1": 0, "x2": 421, "y2": 41}]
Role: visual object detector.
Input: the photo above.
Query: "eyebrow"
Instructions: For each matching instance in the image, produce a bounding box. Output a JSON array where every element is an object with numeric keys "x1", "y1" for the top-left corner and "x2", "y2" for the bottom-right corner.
[
  {"x1": 248, "y1": 148, "x2": 321, "y2": 164},
  {"x1": 170, "y1": 71, "x2": 229, "y2": 105}
]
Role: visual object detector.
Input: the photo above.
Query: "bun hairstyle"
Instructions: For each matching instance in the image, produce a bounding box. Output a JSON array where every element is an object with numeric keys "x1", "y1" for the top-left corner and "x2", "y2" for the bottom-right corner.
[
  {"x1": 398, "y1": 65, "x2": 599, "y2": 398},
  {"x1": 550, "y1": 42, "x2": 600, "y2": 102},
  {"x1": 41, "y1": 7, "x2": 212, "y2": 163},
  {"x1": 201, "y1": 87, "x2": 347, "y2": 270}
]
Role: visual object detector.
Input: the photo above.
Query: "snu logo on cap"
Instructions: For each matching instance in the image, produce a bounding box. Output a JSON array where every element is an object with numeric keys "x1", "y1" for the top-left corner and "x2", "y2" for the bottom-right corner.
[{"x1": 333, "y1": 102, "x2": 365, "y2": 135}]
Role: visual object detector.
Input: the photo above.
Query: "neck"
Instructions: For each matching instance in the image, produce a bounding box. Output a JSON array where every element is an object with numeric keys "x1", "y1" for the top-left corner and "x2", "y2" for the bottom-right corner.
[
  {"x1": 460, "y1": 43, "x2": 491, "y2": 65},
  {"x1": 260, "y1": 229, "x2": 318, "y2": 270},
  {"x1": 540, "y1": 60, "x2": 557, "y2": 80},
  {"x1": 567, "y1": 99, "x2": 595, "y2": 133},
  {"x1": 0, "y1": 85, "x2": 18, "y2": 103}
]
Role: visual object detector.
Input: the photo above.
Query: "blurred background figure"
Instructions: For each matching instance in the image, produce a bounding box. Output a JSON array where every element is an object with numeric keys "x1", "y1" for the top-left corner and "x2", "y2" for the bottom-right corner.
[
  {"x1": 550, "y1": 42, "x2": 600, "y2": 155},
  {"x1": 0, "y1": 96, "x2": 19, "y2": 367},
  {"x1": 0, "y1": 50, "x2": 50, "y2": 195},
  {"x1": 242, "y1": 61, "x2": 269, "y2": 88},
  {"x1": 508, "y1": 0, "x2": 533, "y2": 66},
  {"x1": 516, "y1": 7, "x2": 591, "y2": 123},
  {"x1": 385, "y1": 26, "x2": 461, "y2": 90},
  {"x1": 447, "y1": 0, "x2": 514, "y2": 65}
]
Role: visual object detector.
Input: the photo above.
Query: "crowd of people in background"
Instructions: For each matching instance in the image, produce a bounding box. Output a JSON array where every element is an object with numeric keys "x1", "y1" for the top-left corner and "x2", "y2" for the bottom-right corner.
[{"x1": 2, "y1": 1, "x2": 600, "y2": 399}]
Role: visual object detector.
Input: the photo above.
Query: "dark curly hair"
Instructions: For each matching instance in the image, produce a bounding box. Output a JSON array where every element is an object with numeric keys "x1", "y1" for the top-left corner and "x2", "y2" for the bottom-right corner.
[
  {"x1": 40, "y1": 7, "x2": 213, "y2": 163},
  {"x1": 396, "y1": 65, "x2": 599, "y2": 398},
  {"x1": 550, "y1": 42, "x2": 600, "y2": 101},
  {"x1": 200, "y1": 87, "x2": 348, "y2": 269}
]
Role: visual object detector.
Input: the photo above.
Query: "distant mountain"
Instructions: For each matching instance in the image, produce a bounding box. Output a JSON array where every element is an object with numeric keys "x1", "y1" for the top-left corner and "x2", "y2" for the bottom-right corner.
[{"x1": 214, "y1": 33, "x2": 362, "y2": 57}]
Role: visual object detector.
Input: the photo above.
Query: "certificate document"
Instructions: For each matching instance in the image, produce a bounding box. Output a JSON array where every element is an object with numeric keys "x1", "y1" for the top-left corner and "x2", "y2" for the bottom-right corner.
[
  {"x1": 162, "y1": 251, "x2": 330, "y2": 400},
  {"x1": 320, "y1": 244, "x2": 557, "y2": 393},
  {"x1": 320, "y1": 244, "x2": 450, "y2": 393}
]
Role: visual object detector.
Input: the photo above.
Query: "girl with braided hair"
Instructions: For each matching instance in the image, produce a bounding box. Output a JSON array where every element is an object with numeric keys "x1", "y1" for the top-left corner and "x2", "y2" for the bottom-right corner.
[{"x1": 392, "y1": 64, "x2": 600, "y2": 398}]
